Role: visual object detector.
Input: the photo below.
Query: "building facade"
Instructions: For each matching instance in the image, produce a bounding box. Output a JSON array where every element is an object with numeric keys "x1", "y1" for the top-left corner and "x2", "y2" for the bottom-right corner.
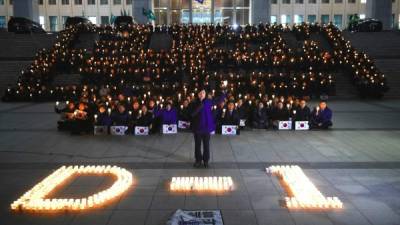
[{"x1": 0, "y1": 0, "x2": 399, "y2": 31}]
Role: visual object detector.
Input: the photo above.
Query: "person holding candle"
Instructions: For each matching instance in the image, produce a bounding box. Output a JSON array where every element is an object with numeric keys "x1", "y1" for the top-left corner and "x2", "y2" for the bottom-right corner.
[
  {"x1": 271, "y1": 101, "x2": 290, "y2": 129},
  {"x1": 252, "y1": 101, "x2": 269, "y2": 129},
  {"x1": 190, "y1": 89, "x2": 216, "y2": 168},
  {"x1": 293, "y1": 99, "x2": 311, "y2": 122},
  {"x1": 310, "y1": 101, "x2": 333, "y2": 129}
]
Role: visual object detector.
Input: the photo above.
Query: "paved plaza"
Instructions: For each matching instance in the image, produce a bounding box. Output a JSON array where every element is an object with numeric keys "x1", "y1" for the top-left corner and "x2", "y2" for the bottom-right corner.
[{"x1": 0, "y1": 99, "x2": 399, "y2": 225}]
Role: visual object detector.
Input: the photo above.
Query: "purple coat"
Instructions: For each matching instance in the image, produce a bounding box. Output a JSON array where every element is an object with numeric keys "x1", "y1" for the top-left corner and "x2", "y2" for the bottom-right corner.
[
  {"x1": 157, "y1": 108, "x2": 178, "y2": 125},
  {"x1": 191, "y1": 99, "x2": 216, "y2": 134}
]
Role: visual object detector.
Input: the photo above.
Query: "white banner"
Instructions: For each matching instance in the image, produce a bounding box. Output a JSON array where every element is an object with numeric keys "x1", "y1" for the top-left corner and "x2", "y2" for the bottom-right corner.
[
  {"x1": 278, "y1": 121, "x2": 292, "y2": 130},
  {"x1": 167, "y1": 209, "x2": 224, "y2": 225},
  {"x1": 222, "y1": 125, "x2": 237, "y2": 135},
  {"x1": 162, "y1": 124, "x2": 177, "y2": 134},
  {"x1": 295, "y1": 121, "x2": 309, "y2": 130},
  {"x1": 134, "y1": 126, "x2": 149, "y2": 135},
  {"x1": 110, "y1": 126, "x2": 128, "y2": 135}
]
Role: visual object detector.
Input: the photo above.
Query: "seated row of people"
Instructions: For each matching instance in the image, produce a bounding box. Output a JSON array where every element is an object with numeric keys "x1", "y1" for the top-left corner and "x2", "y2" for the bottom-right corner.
[{"x1": 56, "y1": 92, "x2": 333, "y2": 135}]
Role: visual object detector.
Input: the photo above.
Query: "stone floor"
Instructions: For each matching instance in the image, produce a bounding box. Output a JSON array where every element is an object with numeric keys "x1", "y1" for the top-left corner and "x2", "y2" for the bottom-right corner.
[{"x1": 0, "y1": 100, "x2": 400, "y2": 225}]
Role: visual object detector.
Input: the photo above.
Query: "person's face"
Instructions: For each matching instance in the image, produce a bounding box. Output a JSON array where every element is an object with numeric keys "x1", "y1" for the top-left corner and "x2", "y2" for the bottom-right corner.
[
  {"x1": 228, "y1": 103, "x2": 234, "y2": 111},
  {"x1": 319, "y1": 102, "x2": 327, "y2": 110},
  {"x1": 68, "y1": 103, "x2": 75, "y2": 110},
  {"x1": 300, "y1": 100, "x2": 306, "y2": 108},
  {"x1": 166, "y1": 104, "x2": 172, "y2": 111},
  {"x1": 133, "y1": 102, "x2": 139, "y2": 110},
  {"x1": 183, "y1": 100, "x2": 189, "y2": 107},
  {"x1": 99, "y1": 107, "x2": 106, "y2": 113},
  {"x1": 237, "y1": 99, "x2": 243, "y2": 107},
  {"x1": 198, "y1": 90, "x2": 206, "y2": 100},
  {"x1": 118, "y1": 105, "x2": 125, "y2": 113},
  {"x1": 258, "y1": 102, "x2": 264, "y2": 109},
  {"x1": 278, "y1": 102, "x2": 283, "y2": 109},
  {"x1": 78, "y1": 104, "x2": 85, "y2": 111},
  {"x1": 141, "y1": 105, "x2": 147, "y2": 113},
  {"x1": 149, "y1": 100, "x2": 155, "y2": 108}
]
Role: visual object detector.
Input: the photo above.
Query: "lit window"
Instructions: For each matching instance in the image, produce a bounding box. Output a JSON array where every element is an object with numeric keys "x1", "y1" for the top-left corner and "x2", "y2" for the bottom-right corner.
[
  {"x1": 271, "y1": 15, "x2": 277, "y2": 24},
  {"x1": 360, "y1": 14, "x2": 366, "y2": 19},
  {"x1": 360, "y1": 0, "x2": 366, "y2": 3},
  {"x1": 88, "y1": 16, "x2": 97, "y2": 24}
]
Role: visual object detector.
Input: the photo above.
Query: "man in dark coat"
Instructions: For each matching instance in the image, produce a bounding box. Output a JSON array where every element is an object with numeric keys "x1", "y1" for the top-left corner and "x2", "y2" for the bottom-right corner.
[
  {"x1": 293, "y1": 99, "x2": 311, "y2": 121},
  {"x1": 252, "y1": 101, "x2": 268, "y2": 129},
  {"x1": 191, "y1": 89, "x2": 216, "y2": 168},
  {"x1": 310, "y1": 101, "x2": 333, "y2": 129}
]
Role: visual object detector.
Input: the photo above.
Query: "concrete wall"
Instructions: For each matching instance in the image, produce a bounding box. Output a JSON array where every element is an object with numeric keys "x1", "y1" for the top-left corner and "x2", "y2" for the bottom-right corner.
[{"x1": 252, "y1": 0, "x2": 271, "y2": 24}]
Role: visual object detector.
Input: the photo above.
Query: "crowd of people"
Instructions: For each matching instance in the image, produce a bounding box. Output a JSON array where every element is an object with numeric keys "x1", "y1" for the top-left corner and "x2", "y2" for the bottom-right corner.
[
  {"x1": 55, "y1": 85, "x2": 333, "y2": 135},
  {"x1": 1, "y1": 22, "x2": 387, "y2": 134}
]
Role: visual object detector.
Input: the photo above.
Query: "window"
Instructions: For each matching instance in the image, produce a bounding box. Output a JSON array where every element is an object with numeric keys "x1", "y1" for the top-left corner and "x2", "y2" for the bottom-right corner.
[
  {"x1": 113, "y1": 0, "x2": 121, "y2": 4},
  {"x1": 100, "y1": 0, "x2": 107, "y2": 4},
  {"x1": 271, "y1": 15, "x2": 277, "y2": 23},
  {"x1": 62, "y1": 16, "x2": 68, "y2": 28},
  {"x1": 62, "y1": 0, "x2": 69, "y2": 4},
  {"x1": 0, "y1": 16, "x2": 6, "y2": 28},
  {"x1": 309, "y1": 0, "x2": 316, "y2": 3},
  {"x1": 88, "y1": 16, "x2": 97, "y2": 24},
  {"x1": 321, "y1": 0, "x2": 329, "y2": 3},
  {"x1": 281, "y1": 14, "x2": 291, "y2": 25},
  {"x1": 294, "y1": 15, "x2": 304, "y2": 23},
  {"x1": 9, "y1": 0, "x2": 12, "y2": 5},
  {"x1": 308, "y1": 14, "x2": 316, "y2": 23},
  {"x1": 0, "y1": 0, "x2": 4, "y2": 5},
  {"x1": 360, "y1": 0, "x2": 366, "y2": 3},
  {"x1": 321, "y1": 14, "x2": 329, "y2": 24},
  {"x1": 335, "y1": 0, "x2": 342, "y2": 3},
  {"x1": 359, "y1": 14, "x2": 365, "y2": 19},
  {"x1": 348, "y1": 0, "x2": 355, "y2": 3},
  {"x1": 295, "y1": 0, "x2": 303, "y2": 3},
  {"x1": 38, "y1": 0, "x2": 43, "y2": 4},
  {"x1": 39, "y1": 16, "x2": 45, "y2": 29},
  {"x1": 333, "y1": 14, "x2": 342, "y2": 28},
  {"x1": 271, "y1": 0, "x2": 277, "y2": 3},
  {"x1": 282, "y1": 0, "x2": 290, "y2": 3},
  {"x1": 236, "y1": 8, "x2": 249, "y2": 25},
  {"x1": 126, "y1": 0, "x2": 132, "y2": 4},
  {"x1": 49, "y1": 0, "x2": 57, "y2": 5},
  {"x1": 75, "y1": 0, "x2": 82, "y2": 4},
  {"x1": 88, "y1": 0, "x2": 95, "y2": 4},
  {"x1": 101, "y1": 16, "x2": 109, "y2": 24},
  {"x1": 49, "y1": 16, "x2": 58, "y2": 32}
]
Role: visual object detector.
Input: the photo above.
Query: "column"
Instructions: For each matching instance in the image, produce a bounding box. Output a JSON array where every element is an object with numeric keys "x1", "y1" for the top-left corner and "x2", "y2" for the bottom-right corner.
[
  {"x1": 132, "y1": 0, "x2": 152, "y2": 24},
  {"x1": 211, "y1": 0, "x2": 215, "y2": 24},
  {"x1": 366, "y1": 0, "x2": 392, "y2": 30},
  {"x1": 251, "y1": 0, "x2": 271, "y2": 24},
  {"x1": 189, "y1": 0, "x2": 193, "y2": 24},
  {"x1": 13, "y1": 0, "x2": 39, "y2": 22}
]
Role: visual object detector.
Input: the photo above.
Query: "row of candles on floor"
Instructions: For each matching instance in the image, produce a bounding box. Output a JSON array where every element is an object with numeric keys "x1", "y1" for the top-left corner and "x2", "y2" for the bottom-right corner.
[
  {"x1": 10, "y1": 165, "x2": 341, "y2": 212},
  {"x1": 267, "y1": 165, "x2": 343, "y2": 209}
]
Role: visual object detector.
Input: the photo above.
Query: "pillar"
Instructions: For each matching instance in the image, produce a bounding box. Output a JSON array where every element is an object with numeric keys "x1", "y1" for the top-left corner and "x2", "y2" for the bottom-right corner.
[
  {"x1": 132, "y1": 0, "x2": 152, "y2": 24},
  {"x1": 366, "y1": 0, "x2": 392, "y2": 30},
  {"x1": 251, "y1": 0, "x2": 271, "y2": 25},
  {"x1": 13, "y1": 0, "x2": 39, "y2": 23}
]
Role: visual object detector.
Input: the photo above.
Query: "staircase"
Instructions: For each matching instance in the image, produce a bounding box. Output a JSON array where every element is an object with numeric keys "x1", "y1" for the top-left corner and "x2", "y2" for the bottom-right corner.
[
  {"x1": 375, "y1": 59, "x2": 400, "y2": 98},
  {"x1": 0, "y1": 61, "x2": 31, "y2": 94},
  {"x1": 333, "y1": 72, "x2": 358, "y2": 99}
]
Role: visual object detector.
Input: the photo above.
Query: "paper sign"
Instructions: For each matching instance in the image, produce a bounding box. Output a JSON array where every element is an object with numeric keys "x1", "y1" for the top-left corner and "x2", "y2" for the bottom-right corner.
[
  {"x1": 110, "y1": 126, "x2": 128, "y2": 135},
  {"x1": 162, "y1": 124, "x2": 178, "y2": 134}
]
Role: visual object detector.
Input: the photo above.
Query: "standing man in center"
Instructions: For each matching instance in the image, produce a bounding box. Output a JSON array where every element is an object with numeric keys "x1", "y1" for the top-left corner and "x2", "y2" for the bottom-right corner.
[{"x1": 191, "y1": 89, "x2": 216, "y2": 168}]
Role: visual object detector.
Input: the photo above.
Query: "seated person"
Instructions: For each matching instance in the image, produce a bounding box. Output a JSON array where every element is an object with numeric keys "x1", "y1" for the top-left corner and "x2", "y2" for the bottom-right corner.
[
  {"x1": 137, "y1": 105, "x2": 154, "y2": 128},
  {"x1": 271, "y1": 101, "x2": 290, "y2": 129},
  {"x1": 252, "y1": 102, "x2": 268, "y2": 129},
  {"x1": 95, "y1": 104, "x2": 112, "y2": 127},
  {"x1": 111, "y1": 104, "x2": 129, "y2": 126},
  {"x1": 56, "y1": 101, "x2": 76, "y2": 131},
  {"x1": 178, "y1": 99, "x2": 191, "y2": 122},
  {"x1": 221, "y1": 101, "x2": 240, "y2": 126},
  {"x1": 293, "y1": 99, "x2": 311, "y2": 121},
  {"x1": 236, "y1": 99, "x2": 249, "y2": 126},
  {"x1": 157, "y1": 101, "x2": 178, "y2": 125},
  {"x1": 69, "y1": 102, "x2": 91, "y2": 134},
  {"x1": 310, "y1": 101, "x2": 333, "y2": 129},
  {"x1": 129, "y1": 101, "x2": 141, "y2": 127}
]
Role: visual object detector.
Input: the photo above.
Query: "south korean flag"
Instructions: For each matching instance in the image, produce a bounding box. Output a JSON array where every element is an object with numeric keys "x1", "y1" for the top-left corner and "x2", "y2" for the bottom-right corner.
[
  {"x1": 295, "y1": 121, "x2": 309, "y2": 130},
  {"x1": 222, "y1": 125, "x2": 237, "y2": 135},
  {"x1": 135, "y1": 126, "x2": 149, "y2": 135},
  {"x1": 162, "y1": 124, "x2": 178, "y2": 134},
  {"x1": 110, "y1": 126, "x2": 128, "y2": 135},
  {"x1": 278, "y1": 121, "x2": 292, "y2": 130},
  {"x1": 178, "y1": 120, "x2": 190, "y2": 129}
]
